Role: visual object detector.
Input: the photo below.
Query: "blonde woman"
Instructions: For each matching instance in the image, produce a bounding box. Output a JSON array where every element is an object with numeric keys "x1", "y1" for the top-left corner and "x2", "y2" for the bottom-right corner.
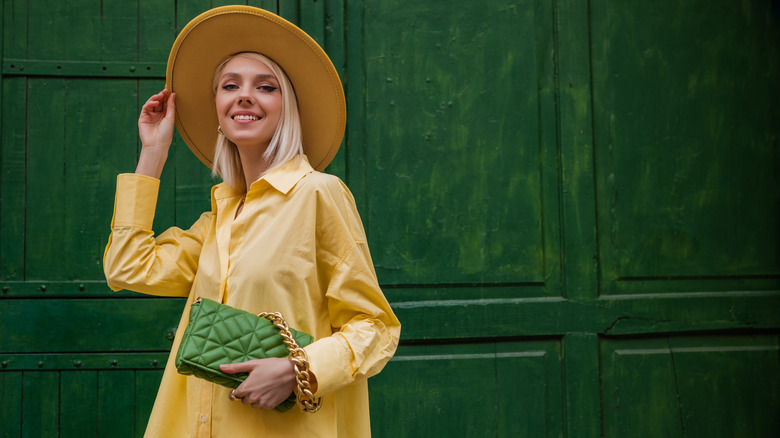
[{"x1": 104, "y1": 6, "x2": 400, "y2": 437}]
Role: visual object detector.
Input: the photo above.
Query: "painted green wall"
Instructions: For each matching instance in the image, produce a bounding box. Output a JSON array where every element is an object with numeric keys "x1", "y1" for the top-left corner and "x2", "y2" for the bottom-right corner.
[{"x1": 1, "y1": 0, "x2": 778, "y2": 436}]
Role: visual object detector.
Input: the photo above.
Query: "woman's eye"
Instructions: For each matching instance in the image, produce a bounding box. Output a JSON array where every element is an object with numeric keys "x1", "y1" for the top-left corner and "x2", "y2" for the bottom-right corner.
[
  {"x1": 221, "y1": 84, "x2": 238, "y2": 91},
  {"x1": 259, "y1": 85, "x2": 277, "y2": 92}
]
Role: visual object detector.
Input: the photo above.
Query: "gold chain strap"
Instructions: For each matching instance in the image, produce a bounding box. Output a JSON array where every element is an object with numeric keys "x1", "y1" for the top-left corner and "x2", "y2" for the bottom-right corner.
[{"x1": 257, "y1": 312, "x2": 323, "y2": 413}]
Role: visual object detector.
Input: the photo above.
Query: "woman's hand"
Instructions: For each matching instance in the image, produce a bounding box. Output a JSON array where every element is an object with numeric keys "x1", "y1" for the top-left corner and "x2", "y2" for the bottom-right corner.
[
  {"x1": 136, "y1": 89, "x2": 176, "y2": 178},
  {"x1": 221, "y1": 358, "x2": 297, "y2": 410}
]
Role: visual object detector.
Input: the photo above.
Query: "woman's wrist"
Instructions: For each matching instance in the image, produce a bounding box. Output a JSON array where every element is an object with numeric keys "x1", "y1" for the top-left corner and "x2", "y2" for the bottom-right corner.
[{"x1": 135, "y1": 146, "x2": 169, "y2": 179}]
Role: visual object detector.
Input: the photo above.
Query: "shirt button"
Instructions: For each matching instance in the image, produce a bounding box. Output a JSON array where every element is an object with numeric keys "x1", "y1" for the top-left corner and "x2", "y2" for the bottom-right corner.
[{"x1": 201, "y1": 416, "x2": 207, "y2": 423}]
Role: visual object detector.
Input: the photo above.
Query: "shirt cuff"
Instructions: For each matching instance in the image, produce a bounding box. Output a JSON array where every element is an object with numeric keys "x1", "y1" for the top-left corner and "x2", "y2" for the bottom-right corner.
[
  {"x1": 303, "y1": 335, "x2": 353, "y2": 396},
  {"x1": 112, "y1": 173, "x2": 160, "y2": 230}
]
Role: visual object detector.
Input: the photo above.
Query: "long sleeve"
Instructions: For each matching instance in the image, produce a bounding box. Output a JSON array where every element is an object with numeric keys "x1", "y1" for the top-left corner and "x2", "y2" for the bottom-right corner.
[
  {"x1": 103, "y1": 173, "x2": 211, "y2": 297},
  {"x1": 303, "y1": 177, "x2": 401, "y2": 396}
]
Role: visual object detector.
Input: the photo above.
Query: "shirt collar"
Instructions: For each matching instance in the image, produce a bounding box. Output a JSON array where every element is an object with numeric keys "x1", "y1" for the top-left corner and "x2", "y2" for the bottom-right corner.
[
  {"x1": 212, "y1": 154, "x2": 315, "y2": 203},
  {"x1": 259, "y1": 155, "x2": 314, "y2": 195}
]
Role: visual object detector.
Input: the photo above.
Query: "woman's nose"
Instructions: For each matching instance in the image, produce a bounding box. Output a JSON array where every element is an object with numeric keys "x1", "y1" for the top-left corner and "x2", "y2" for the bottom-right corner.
[{"x1": 238, "y1": 94, "x2": 252, "y2": 105}]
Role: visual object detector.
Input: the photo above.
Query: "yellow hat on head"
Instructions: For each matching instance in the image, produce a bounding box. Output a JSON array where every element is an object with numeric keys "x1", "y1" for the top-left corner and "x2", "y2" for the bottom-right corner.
[{"x1": 166, "y1": 5, "x2": 346, "y2": 171}]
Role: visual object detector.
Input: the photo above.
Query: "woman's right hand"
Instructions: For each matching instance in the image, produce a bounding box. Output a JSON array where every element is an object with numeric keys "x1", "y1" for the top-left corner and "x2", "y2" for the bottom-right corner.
[{"x1": 136, "y1": 89, "x2": 176, "y2": 178}]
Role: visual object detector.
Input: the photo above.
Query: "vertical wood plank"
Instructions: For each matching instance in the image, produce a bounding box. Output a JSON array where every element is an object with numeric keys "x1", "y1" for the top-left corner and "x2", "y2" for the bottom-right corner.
[
  {"x1": 534, "y1": 0, "x2": 564, "y2": 296},
  {"x1": 24, "y1": 77, "x2": 67, "y2": 280},
  {"x1": 97, "y1": 370, "x2": 135, "y2": 438},
  {"x1": 0, "y1": 77, "x2": 26, "y2": 281},
  {"x1": 175, "y1": 0, "x2": 212, "y2": 34},
  {"x1": 298, "y1": 0, "x2": 325, "y2": 45},
  {"x1": 554, "y1": 0, "x2": 599, "y2": 300},
  {"x1": 22, "y1": 371, "x2": 60, "y2": 437},
  {"x1": 101, "y1": 0, "x2": 139, "y2": 62},
  {"x1": 344, "y1": 0, "x2": 367, "y2": 204},
  {"x1": 60, "y1": 0, "x2": 101, "y2": 61},
  {"x1": 134, "y1": 370, "x2": 163, "y2": 437},
  {"x1": 563, "y1": 334, "x2": 602, "y2": 438},
  {"x1": 211, "y1": 0, "x2": 243, "y2": 9},
  {"x1": 248, "y1": 0, "x2": 280, "y2": 14},
  {"x1": 0, "y1": 371, "x2": 23, "y2": 437},
  {"x1": 495, "y1": 341, "x2": 564, "y2": 437},
  {"x1": 60, "y1": 371, "x2": 98, "y2": 438},
  {"x1": 65, "y1": 79, "x2": 137, "y2": 280},
  {"x1": 278, "y1": 0, "x2": 300, "y2": 25},
  {"x1": 3, "y1": 0, "x2": 28, "y2": 59},
  {"x1": 134, "y1": 370, "x2": 164, "y2": 438},
  {"x1": 322, "y1": 0, "x2": 347, "y2": 180},
  {"x1": 139, "y1": 1, "x2": 176, "y2": 62},
  {"x1": 27, "y1": 0, "x2": 68, "y2": 59}
]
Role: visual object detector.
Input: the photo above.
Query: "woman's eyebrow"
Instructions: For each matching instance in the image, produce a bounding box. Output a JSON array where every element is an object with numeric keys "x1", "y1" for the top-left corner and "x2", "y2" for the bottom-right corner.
[{"x1": 220, "y1": 72, "x2": 278, "y2": 82}]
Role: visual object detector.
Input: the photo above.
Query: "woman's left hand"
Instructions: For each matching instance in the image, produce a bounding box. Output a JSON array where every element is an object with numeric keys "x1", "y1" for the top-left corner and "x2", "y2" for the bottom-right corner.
[{"x1": 220, "y1": 358, "x2": 297, "y2": 410}]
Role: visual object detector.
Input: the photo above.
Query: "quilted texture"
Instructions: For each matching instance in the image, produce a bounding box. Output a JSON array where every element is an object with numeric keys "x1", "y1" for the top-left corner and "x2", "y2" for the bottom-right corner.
[{"x1": 175, "y1": 298, "x2": 314, "y2": 412}]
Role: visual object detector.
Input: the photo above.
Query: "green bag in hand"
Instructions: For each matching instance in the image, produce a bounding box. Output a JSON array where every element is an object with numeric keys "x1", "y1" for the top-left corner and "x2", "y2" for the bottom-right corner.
[{"x1": 175, "y1": 297, "x2": 318, "y2": 412}]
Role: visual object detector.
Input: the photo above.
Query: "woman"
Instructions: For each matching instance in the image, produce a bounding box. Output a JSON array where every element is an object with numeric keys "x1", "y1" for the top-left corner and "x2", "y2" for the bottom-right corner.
[{"x1": 104, "y1": 6, "x2": 400, "y2": 437}]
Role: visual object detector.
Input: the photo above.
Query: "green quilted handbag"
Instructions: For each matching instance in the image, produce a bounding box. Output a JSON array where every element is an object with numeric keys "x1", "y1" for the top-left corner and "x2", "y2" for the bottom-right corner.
[{"x1": 175, "y1": 297, "x2": 321, "y2": 412}]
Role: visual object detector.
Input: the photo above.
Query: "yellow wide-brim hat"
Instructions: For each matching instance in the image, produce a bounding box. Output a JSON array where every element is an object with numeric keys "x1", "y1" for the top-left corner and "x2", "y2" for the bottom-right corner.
[{"x1": 166, "y1": 5, "x2": 346, "y2": 171}]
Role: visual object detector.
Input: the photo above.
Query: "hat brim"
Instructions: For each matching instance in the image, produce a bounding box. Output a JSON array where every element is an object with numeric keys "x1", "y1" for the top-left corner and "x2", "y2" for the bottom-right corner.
[{"x1": 166, "y1": 6, "x2": 346, "y2": 171}]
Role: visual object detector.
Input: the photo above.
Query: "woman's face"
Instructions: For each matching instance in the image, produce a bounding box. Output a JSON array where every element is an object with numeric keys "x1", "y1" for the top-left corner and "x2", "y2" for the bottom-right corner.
[{"x1": 215, "y1": 55, "x2": 283, "y2": 152}]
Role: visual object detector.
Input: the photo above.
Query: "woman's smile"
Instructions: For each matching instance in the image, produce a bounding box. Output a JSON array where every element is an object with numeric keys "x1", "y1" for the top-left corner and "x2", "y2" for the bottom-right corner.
[{"x1": 232, "y1": 112, "x2": 261, "y2": 121}]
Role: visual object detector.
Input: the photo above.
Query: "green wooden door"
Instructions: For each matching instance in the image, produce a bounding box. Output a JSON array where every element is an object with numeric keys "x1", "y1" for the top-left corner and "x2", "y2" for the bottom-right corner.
[{"x1": 1, "y1": 1, "x2": 778, "y2": 437}]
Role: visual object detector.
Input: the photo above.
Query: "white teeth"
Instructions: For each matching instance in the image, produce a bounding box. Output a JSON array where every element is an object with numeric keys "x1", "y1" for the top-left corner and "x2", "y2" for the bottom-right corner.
[{"x1": 233, "y1": 115, "x2": 259, "y2": 120}]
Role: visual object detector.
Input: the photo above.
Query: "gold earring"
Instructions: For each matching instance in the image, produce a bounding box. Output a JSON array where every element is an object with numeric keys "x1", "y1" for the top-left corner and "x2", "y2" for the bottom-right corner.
[{"x1": 217, "y1": 125, "x2": 223, "y2": 135}]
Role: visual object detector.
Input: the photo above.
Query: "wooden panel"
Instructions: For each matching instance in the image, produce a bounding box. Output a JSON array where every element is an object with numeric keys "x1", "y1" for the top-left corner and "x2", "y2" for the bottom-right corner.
[
  {"x1": 23, "y1": 78, "x2": 138, "y2": 281},
  {"x1": 22, "y1": 0, "x2": 143, "y2": 63},
  {"x1": 175, "y1": 0, "x2": 212, "y2": 36},
  {"x1": 601, "y1": 335, "x2": 780, "y2": 437},
  {"x1": 3, "y1": 0, "x2": 168, "y2": 77},
  {"x1": 134, "y1": 370, "x2": 164, "y2": 437},
  {"x1": 362, "y1": 0, "x2": 559, "y2": 287},
  {"x1": 24, "y1": 77, "x2": 67, "y2": 280},
  {"x1": 22, "y1": 371, "x2": 60, "y2": 437},
  {"x1": 563, "y1": 334, "x2": 601, "y2": 437},
  {"x1": 591, "y1": 0, "x2": 780, "y2": 294},
  {"x1": 555, "y1": 0, "x2": 599, "y2": 302},
  {"x1": 138, "y1": 1, "x2": 176, "y2": 62},
  {"x1": 101, "y1": 1, "x2": 138, "y2": 62},
  {"x1": 0, "y1": 299, "x2": 184, "y2": 353},
  {"x1": 369, "y1": 340, "x2": 563, "y2": 437},
  {"x1": 319, "y1": 0, "x2": 347, "y2": 178},
  {"x1": 97, "y1": 370, "x2": 136, "y2": 437},
  {"x1": 248, "y1": 0, "x2": 279, "y2": 14},
  {"x1": 0, "y1": 363, "x2": 164, "y2": 438},
  {"x1": 2, "y1": 0, "x2": 26, "y2": 60},
  {"x1": 0, "y1": 77, "x2": 25, "y2": 281},
  {"x1": 496, "y1": 340, "x2": 563, "y2": 437},
  {"x1": 0, "y1": 371, "x2": 23, "y2": 437},
  {"x1": 60, "y1": 371, "x2": 98, "y2": 438}
]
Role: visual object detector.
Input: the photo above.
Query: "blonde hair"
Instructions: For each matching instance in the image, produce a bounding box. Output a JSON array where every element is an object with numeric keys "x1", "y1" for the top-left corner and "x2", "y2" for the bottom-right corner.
[{"x1": 211, "y1": 52, "x2": 303, "y2": 191}]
